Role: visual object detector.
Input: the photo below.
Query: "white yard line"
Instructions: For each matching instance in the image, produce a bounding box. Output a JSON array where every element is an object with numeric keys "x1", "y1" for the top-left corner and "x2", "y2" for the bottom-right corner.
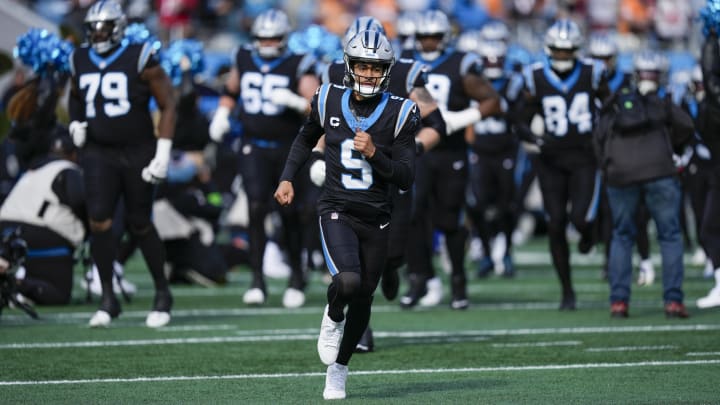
[
  {"x1": 585, "y1": 345, "x2": 677, "y2": 352},
  {"x1": 492, "y1": 341, "x2": 583, "y2": 348},
  {"x1": 1, "y1": 359, "x2": 718, "y2": 386},
  {"x1": 2, "y1": 324, "x2": 718, "y2": 350},
  {"x1": 686, "y1": 352, "x2": 720, "y2": 356},
  {"x1": 156, "y1": 325, "x2": 237, "y2": 332}
]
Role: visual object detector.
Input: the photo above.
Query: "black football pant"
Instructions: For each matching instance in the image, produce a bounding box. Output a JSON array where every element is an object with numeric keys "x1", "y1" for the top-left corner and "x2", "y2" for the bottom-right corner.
[
  {"x1": 319, "y1": 212, "x2": 388, "y2": 366},
  {"x1": 467, "y1": 148, "x2": 518, "y2": 258},
  {"x1": 535, "y1": 154, "x2": 601, "y2": 297}
]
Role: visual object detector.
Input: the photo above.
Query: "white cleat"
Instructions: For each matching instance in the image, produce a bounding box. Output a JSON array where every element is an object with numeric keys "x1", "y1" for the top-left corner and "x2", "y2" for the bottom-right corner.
[
  {"x1": 282, "y1": 288, "x2": 306, "y2": 309},
  {"x1": 637, "y1": 259, "x2": 655, "y2": 286},
  {"x1": 691, "y1": 247, "x2": 707, "y2": 266},
  {"x1": 89, "y1": 310, "x2": 112, "y2": 328},
  {"x1": 83, "y1": 261, "x2": 137, "y2": 296},
  {"x1": 262, "y1": 241, "x2": 291, "y2": 279},
  {"x1": 697, "y1": 271, "x2": 720, "y2": 309},
  {"x1": 318, "y1": 305, "x2": 345, "y2": 365},
  {"x1": 243, "y1": 288, "x2": 266, "y2": 305},
  {"x1": 419, "y1": 277, "x2": 443, "y2": 307},
  {"x1": 145, "y1": 311, "x2": 171, "y2": 328},
  {"x1": 323, "y1": 363, "x2": 348, "y2": 400}
]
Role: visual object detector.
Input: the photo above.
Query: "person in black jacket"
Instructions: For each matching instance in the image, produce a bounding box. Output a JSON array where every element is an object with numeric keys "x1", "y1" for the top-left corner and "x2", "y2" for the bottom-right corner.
[
  {"x1": 593, "y1": 50, "x2": 694, "y2": 318},
  {"x1": 696, "y1": 27, "x2": 720, "y2": 309}
]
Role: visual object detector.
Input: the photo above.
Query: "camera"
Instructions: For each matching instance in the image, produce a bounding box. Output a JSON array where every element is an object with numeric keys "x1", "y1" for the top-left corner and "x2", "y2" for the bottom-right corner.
[{"x1": 0, "y1": 227, "x2": 37, "y2": 319}]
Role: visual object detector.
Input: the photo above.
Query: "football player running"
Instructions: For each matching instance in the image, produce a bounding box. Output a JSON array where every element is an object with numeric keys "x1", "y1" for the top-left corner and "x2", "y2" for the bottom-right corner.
[
  {"x1": 320, "y1": 15, "x2": 445, "y2": 352},
  {"x1": 515, "y1": 19, "x2": 611, "y2": 310},
  {"x1": 399, "y1": 9, "x2": 501, "y2": 310},
  {"x1": 274, "y1": 30, "x2": 419, "y2": 400},
  {"x1": 209, "y1": 9, "x2": 319, "y2": 307},
  {"x1": 466, "y1": 40, "x2": 524, "y2": 279}
]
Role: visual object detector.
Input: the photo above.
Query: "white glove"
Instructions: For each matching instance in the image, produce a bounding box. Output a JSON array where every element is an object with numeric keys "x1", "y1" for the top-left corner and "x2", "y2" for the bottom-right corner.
[
  {"x1": 270, "y1": 88, "x2": 308, "y2": 114},
  {"x1": 309, "y1": 159, "x2": 326, "y2": 187},
  {"x1": 69, "y1": 121, "x2": 87, "y2": 148},
  {"x1": 142, "y1": 138, "x2": 173, "y2": 184},
  {"x1": 530, "y1": 114, "x2": 545, "y2": 137},
  {"x1": 696, "y1": 144, "x2": 711, "y2": 160},
  {"x1": 209, "y1": 106, "x2": 231, "y2": 142},
  {"x1": 521, "y1": 141, "x2": 541, "y2": 155},
  {"x1": 442, "y1": 107, "x2": 482, "y2": 134}
]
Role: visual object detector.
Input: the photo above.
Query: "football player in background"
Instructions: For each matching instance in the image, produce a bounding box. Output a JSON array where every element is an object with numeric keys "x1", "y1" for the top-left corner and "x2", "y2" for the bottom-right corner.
[
  {"x1": 515, "y1": 19, "x2": 610, "y2": 310},
  {"x1": 68, "y1": 0, "x2": 176, "y2": 327},
  {"x1": 209, "y1": 9, "x2": 319, "y2": 308}
]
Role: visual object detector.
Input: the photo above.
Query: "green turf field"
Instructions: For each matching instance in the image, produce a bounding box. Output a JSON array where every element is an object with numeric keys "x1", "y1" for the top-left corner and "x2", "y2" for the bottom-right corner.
[{"x1": 1, "y1": 239, "x2": 719, "y2": 404}]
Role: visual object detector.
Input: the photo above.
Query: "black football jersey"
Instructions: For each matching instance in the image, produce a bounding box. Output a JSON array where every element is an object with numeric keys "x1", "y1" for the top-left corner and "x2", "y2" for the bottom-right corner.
[
  {"x1": 472, "y1": 72, "x2": 524, "y2": 154},
  {"x1": 523, "y1": 59, "x2": 605, "y2": 152},
  {"x1": 284, "y1": 84, "x2": 419, "y2": 222},
  {"x1": 402, "y1": 48, "x2": 481, "y2": 150},
  {"x1": 322, "y1": 58, "x2": 427, "y2": 98},
  {"x1": 233, "y1": 45, "x2": 316, "y2": 143},
  {"x1": 70, "y1": 42, "x2": 157, "y2": 146},
  {"x1": 607, "y1": 69, "x2": 632, "y2": 95}
]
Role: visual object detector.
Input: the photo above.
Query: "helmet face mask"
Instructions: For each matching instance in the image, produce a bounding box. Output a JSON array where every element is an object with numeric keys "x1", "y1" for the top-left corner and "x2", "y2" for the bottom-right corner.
[
  {"x1": 343, "y1": 30, "x2": 395, "y2": 98},
  {"x1": 478, "y1": 41, "x2": 507, "y2": 80},
  {"x1": 633, "y1": 51, "x2": 667, "y2": 95},
  {"x1": 251, "y1": 9, "x2": 291, "y2": 58},
  {"x1": 84, "y1": 0, "x2": 127, "y2": 54}
]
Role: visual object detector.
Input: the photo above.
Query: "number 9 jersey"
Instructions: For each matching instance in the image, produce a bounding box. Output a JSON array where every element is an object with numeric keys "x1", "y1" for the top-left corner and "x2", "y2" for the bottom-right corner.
[{"x1": 69, "y1": 42, "x2": 158, "y2": 146}]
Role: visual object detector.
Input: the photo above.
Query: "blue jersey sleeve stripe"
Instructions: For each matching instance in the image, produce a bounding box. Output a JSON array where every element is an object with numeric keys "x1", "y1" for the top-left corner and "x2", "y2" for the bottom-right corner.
[
  {"x1": 460, "y1": 53, "x2": 481, "y2": 76},
  {"x1": 523, "y1": 65, "x2": 536, "y2": 97},
  {"x1": 394, "y1": 99, "x2": 416, "y2": 137},
  {"x1": 69, "y1": 50, "x2": 76, "y2": 77},
  {"x1": 318, "y1": 84, "x2": 331, "y2": 128},
  {"x1": 297, "y1": 53, "x2": 317, "y2": 78},
  {"x1": 137, "y1": 42, "x2": 153, "y2": 73},
  {"x1": 406, "y1": 62, "x2": 423, "y2": 95}
]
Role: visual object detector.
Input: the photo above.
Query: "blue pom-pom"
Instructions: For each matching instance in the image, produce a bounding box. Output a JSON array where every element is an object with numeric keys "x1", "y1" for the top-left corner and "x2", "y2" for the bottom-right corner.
[
  {"x1": 13, "y1": 28, "x2": 74, "y2": 76},
  {"x1": 123, "y1": 23, "x2": 162, "y2": 51},
  {"x1": 160, "y1": 39, "x2": 205, "y2": 86},
  {"x1": 700, "y1": 0, "x2": 720, "y2": 37},
  {"x1": 288, "y1": 24, "x2": 342, "y2": 63}
]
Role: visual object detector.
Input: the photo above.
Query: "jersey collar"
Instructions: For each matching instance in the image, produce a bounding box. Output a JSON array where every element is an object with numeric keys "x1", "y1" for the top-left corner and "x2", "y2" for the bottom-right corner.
[
  {"x1": 89, "y1": 42, "x2": 128, "y2": 70},
  {"x1": 341, "y1": 89, "x2": 389, "y2": 132},
  {"x1": 542, "y1": 59, "x2": 581, "y2": 94}
]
